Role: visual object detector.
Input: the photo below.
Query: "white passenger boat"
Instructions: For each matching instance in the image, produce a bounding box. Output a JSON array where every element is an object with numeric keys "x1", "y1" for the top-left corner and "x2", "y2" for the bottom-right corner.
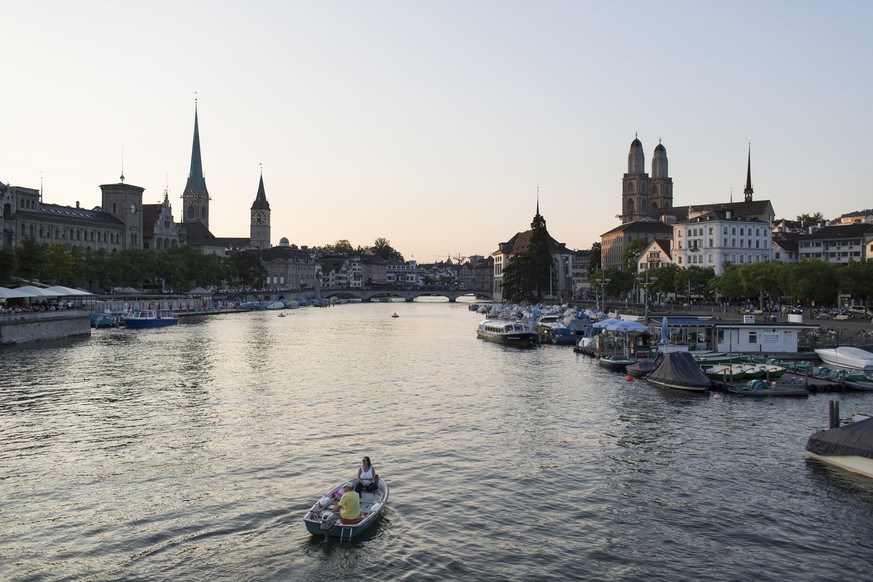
[
  {"x1": 303, "y1": 478, "x2": 389, "y2": 540},
  {"x1": 814, "y1": 345, "x2": 873, "y2": 372},
  {"x1": 476, "y1": 319, "x2": 537, "y2": 347}
]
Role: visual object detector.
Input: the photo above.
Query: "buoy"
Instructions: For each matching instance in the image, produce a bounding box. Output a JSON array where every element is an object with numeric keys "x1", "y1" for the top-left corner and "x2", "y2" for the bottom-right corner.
[
  {"x1": 626, "y1": 375, "x2": 633, "y2": 382},
  {"x1": 712, "y1": 393, "x2": 723, "y2": 400}
]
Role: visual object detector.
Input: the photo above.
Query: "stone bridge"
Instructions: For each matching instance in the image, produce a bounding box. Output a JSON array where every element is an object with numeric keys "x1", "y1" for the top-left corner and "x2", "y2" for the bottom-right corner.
[{"x1": 239, "y1": 287, "x2": 494, "y2": 303}]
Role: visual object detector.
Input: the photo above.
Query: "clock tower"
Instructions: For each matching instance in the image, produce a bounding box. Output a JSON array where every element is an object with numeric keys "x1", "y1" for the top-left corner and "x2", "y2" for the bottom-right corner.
[
  {"x1": 181, "y1": 101, "x2": 211, "y2": 230},
  {"x1": 250, "y1": 170, "x2": 271, "y2": 250},
  {"x1": 100, "y1": 178, "x2": 144, "y2": 250}
]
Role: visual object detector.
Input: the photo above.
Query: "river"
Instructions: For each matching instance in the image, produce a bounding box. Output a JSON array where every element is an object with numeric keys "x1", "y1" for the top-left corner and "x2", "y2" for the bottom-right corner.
[{"x1": 1, "y1": 300, "x2": 872, "y2": 581}]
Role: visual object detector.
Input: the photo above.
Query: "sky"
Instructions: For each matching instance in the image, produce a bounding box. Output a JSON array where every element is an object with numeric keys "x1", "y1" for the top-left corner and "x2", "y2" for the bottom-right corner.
[{"x1": 4, "y1": 1, "x2": 872, "y2": 262}]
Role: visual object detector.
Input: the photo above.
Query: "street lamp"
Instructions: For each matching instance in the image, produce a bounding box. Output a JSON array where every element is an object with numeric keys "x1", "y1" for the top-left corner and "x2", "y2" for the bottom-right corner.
[{"x1": 597, "y1": 270, "x2": 610, "y2": 313}]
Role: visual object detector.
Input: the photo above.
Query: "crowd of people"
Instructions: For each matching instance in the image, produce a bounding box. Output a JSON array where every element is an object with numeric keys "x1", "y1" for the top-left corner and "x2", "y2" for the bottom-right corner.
[{"x1": 0, "y1": 300, "x2": 78, "y2": 314}]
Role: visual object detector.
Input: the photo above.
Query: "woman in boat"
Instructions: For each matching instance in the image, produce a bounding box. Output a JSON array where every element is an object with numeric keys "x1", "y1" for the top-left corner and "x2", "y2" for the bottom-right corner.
[{"x1": 356, "y1": 456, "x2": 378, "y2": 494}]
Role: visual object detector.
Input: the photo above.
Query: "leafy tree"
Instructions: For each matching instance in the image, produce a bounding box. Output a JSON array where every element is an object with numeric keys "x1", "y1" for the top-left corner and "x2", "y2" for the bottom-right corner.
[
  {"x1": 588, "y1": 242, "x2": 602, "y2": 274},
  {"x1": 0, "y1": 245, "x2": 17, "y2": 285},
  {"x1": 371, "y1": 237, "x2": 404, "y2": 261},
  {"x1": 44, "y1": 244, "x2": 78, "y2": 286},
  {"x1": 837, "y1": 260, "x2": 873, "y2": 305},
  {"x1": 14, "y1": 237, "x2": 46, "y2": 281},
  {"x1": 227, "y1": 251, "x2": 267, "y2": 290},
  {"x1": 796, "y1": 212, "x2": 826, "y2": 224},
  {"x1": 501, "y1": 211, "x2": 553, "y2": 302},
  {"x1": 622, "y1": 238, "x2": 649, "y2": 271},
  {"x1": 712, "y1": 265, "x2": 743, "y2": 301},
  {"x1": 785, "y1": 260, "x2": 837, "y2": 305}
]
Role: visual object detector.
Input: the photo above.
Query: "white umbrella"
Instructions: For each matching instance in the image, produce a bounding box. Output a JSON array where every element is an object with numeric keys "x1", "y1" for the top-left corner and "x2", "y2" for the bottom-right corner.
[
  {"x1": 609, "y1": 320, "x2": 649, "y2": 333},
  {"x1": 593, "y1": 317, "x2": 620, "y2": 329}
]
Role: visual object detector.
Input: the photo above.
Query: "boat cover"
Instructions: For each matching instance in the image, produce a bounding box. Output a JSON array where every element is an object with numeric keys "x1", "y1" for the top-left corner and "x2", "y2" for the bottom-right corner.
[
  {"x1": 806, "y1": 416, "x2": 873, "y2": 460},
  {"x1": 647, "y1": 351, "x2": 711, "y2": 389}
]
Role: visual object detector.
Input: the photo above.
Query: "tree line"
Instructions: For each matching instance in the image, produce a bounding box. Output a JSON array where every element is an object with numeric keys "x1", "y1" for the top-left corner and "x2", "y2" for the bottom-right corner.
[{"x1": 0, "y1": 236, "x2": 405, "y2": 293}]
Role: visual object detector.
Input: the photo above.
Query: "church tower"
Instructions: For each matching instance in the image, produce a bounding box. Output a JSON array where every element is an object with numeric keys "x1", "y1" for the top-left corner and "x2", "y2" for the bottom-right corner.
[
  {"x1": 649, "y1": 139, "x2": 673, "y2": 213},
  {"x1": 250, "y1": 169, "x2": 271, "y2": 249},
  {"x1": 743, "y1": 144, "x2": 754, "y2": 203},
  {"x1": 181, "y1": 101, "x2": 211, "y2": 230},
  {"x1": 621, "y1": 135, "x2": 650, "y2": 223}
]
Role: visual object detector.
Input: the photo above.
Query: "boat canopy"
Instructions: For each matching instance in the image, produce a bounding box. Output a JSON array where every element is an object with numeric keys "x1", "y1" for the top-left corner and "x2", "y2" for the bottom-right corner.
[
  {"x1": 647, "y1": 352, "x2": 712, "y2": 389},
  {"x1": 806, "y1": 417, "x2": 873, "y2": 460}
]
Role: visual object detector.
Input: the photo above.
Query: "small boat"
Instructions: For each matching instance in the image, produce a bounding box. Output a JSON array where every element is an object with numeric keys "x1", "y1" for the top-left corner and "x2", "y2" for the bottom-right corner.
[
  {"x1": 695, "y1": 352, "x2": 747, "y2": 365},
  {"x1": 727, "y1": 379, "x2": 809, "y2": 397},
  {"x1": 391, "y1": 313, "x2": 399, "y2": 318},
  {"x1": 278, "y1": 312, "x2": 286, "y2": 318},
  {"x1": 626, "y1": 360, "x2": 658, "y2": 378},
  {"x1": 701, "y1": 363, "x2": 747, "y2": 381},
  {"x1": 807, "y1": 415, "x2": 873, "y2": 479},
  {"x1": 476, "y1": 319, "x2": 537, "y2": 348},
  {"x1": 814, "y1": 345, "x2": 873, "y2": 372},
  {"x1": 303, "y1": 478, "x2": 389, "y2": 540},
  {"x1": 90, "y1": 313, "x2": 120, "y2": 328},
  {"x1": 124, "y1": 309, "x2": 178, "y2": 328},
  {"x1": 598, "y1": 354, "x2": 635, "y2": 371},
  {"x1": 646, "y1": 352, "x2": 711, "y2": 392}
]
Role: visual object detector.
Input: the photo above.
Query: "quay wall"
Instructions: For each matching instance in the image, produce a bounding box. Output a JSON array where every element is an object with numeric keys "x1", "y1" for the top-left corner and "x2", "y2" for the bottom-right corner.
[{"x1": 0, "y1": 309, "x2": 91, "y2": 346}]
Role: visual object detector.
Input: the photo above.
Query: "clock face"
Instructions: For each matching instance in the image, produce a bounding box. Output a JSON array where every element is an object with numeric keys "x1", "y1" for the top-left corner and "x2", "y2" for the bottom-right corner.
[{"x1": 129, "y1": 203, "x2": 137, "y2": 214}]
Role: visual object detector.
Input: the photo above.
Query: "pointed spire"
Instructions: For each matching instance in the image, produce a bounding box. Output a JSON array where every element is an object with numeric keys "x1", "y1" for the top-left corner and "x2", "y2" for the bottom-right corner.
[
  {"x1": 743, "y1": 141, "x2": 753, "y2": 203},
  {"x1": 251, "y1": 167, "x2": 270, "y2": 210},
  {"x1": 536, "y1": 186, "x2": 540, "y2": 216},
  {"x1": 181, "y1": 98, "x2": 210, "y2": 226}
]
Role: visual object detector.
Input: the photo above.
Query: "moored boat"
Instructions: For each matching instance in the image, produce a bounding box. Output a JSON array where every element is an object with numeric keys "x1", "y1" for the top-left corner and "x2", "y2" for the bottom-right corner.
[
  {"x1": 303, "y1": 477, "x2": 389, "y2": 540},
  {"x1": 123, "y1": 309, "x2": 178, "y2": 328},
  {"x1": 646, "y1": 351, "x2": 711, "y2": 392},
  {"x1": 598, "y1": 354, "x2": 635, "y2": 371},
  {"x1": 814, "y1": 345, "x2": 873, "y2": 372},
  {"x1": 727, "y1": 379, "x2": 809, "y2": 397},
  {"x1": 701, "y1": 363, "x2": 747, "y2": 382},
  {"x1": 807, "y1": 415, "x2": 873, "y2": 479},
  {"x1": 626, "y1": 360, "x2": 658, "y2": 378},
  {"x1": 476, "y1": 319, "x2": 537, "y2": 347}
]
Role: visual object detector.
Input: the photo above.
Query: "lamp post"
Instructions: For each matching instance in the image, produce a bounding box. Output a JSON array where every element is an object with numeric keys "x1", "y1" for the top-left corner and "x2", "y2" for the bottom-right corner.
[{"x1": 597, "y1": 270, "x2": 610, "y2": 313}]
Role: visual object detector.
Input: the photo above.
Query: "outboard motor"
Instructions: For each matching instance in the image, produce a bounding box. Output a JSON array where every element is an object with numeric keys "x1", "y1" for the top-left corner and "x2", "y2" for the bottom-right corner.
[{"x1": 320, "y1": 511, "x2": 339, "y2": 533}]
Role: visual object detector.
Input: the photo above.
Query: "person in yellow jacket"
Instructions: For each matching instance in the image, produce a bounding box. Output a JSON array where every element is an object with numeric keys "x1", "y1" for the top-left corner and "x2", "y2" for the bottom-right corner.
[{"x1": 332, "y1": 481, "x2": 361, "y2": 523}]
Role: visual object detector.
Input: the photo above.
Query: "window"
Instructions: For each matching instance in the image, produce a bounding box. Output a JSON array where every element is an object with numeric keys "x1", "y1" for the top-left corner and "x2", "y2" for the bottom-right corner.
[{"x1": 749, "y1": 331, "x2": 758, "y2": 343}]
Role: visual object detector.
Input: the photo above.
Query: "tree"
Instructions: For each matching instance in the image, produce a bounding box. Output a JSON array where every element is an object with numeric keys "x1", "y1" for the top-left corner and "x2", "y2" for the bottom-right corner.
[
  {"x1": 501, "y1": 211, "x2": 553, "y2": 302},
  {"x1": 371, "y1": 237, "x2": 404, "y2": 261},
  {"x1": 14, "y1": 237, "x2": 46, "y2": 281},
  {"x1": 0, "y1": 245, "x2": 18, "y2": 285},
  {"x1": 796, "y1": 212, "x2": 826, "y2": 225},
  {"x1": 622, "y1": 238, "x2": 649, "y2": 271},
  {"x1": 588, "y1": 242, "x2": 602, "y2": 274},
  {"x1": 785, "y1": 260, "x2": 837, "y2": 305},
  {"x1": 227, "y1": 251, "x2": 267, "y2": 290}
]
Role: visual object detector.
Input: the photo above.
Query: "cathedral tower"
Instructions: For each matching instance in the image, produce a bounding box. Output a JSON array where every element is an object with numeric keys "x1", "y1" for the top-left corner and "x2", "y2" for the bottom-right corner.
[
  {"x1": 250, "y1": 169, "x2": 271, "y2": 250},
  {"x1": 181, "y1": 101, "x2": 210, "y2": 229},
  {"x1": 743, "y1": 144, "x2": 754, "y2": 203},
  {"x1": 649, "y1": 139, "x2": 673, "y2": 212},
  {"x1": 621, "y1": 135, "x2": 650, "y2": 223}
]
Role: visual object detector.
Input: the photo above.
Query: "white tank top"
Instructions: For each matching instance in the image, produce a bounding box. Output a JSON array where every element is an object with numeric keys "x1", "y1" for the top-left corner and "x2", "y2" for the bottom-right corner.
[{"x1": 360, "y1": 466, "x2": 374, "y2": 480}]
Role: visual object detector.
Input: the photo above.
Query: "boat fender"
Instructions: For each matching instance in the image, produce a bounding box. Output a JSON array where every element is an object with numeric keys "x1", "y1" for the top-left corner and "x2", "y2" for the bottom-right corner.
[{"x1": 370, "y1": 503, "x2": 382, "y2": 514}]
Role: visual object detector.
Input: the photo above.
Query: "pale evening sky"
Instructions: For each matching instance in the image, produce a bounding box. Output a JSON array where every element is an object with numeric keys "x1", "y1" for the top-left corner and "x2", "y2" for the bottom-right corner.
[{"x1": 3, "y1": 1, "x2": 871, "y2": 262}]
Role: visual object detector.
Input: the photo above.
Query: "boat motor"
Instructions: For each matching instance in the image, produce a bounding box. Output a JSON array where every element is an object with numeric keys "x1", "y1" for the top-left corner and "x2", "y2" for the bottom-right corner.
[{"x1": 320, "y1": 512, "x2": 339, "y2": 532}]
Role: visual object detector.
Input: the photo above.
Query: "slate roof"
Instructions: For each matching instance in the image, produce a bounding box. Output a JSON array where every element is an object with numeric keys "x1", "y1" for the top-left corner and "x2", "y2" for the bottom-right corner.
[
  {"x1": 142, "y1": 203, "x2": 162, "y2": 238},
  {"x1": 31, "y1": 203, "x2": 122, "y2": 225},
  {"x1": 495, "y1": 228, "x2": 571, "y2": 255},
  {"x1": 251, "y1": 174, "x2": 270, "y2": 210},
  {"x1": 181, "y1": 221, "x2": 218, "y2": 246},
  {"x1": 601, "y1": 219, "x2": 673, "y2": 237},
  {"x1": 657, "y1": 200, "x2": 772, "y2": 222},
  {"x1": 801, "y1": 223, "x2": 873, "y2": 241}
]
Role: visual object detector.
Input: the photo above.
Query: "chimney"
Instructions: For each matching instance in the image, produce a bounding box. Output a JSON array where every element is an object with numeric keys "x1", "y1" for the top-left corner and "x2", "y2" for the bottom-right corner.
[{"x1": 76, "y1": 201, "x2": 80, "y2": 208}]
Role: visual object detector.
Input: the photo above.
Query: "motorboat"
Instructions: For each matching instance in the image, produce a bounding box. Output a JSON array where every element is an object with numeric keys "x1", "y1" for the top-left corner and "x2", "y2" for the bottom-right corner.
[
  {"x1": 303, "y1": 477, "x2": 389, "y2": 540},
  {"x1": 598, "y1": 354, "x2": 634, "y2": 371},
  {"x1": 626, "y1": 359, "x2": 658, "y2": 378},
  {"x1": 646, "y1": 351, "x2": 711, "y2": 392},
  {"x1": 727, "y1": 379, "x2": 808, "y2": 397},
  {"x1": 476, "y1": 319, "x2": 537, "y2": 348},
  {"x1": 123, "y1": 309, "x2": 178, "y2": 328},
  {"x1": 807, "y1": 415, "x2": 873, "y2": 479},
  {"x1": 814, "y1": 345, "x2": 873, "y2": 372}
]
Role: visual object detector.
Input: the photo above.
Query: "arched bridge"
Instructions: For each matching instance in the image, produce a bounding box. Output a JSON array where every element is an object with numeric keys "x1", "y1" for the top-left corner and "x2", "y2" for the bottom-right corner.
[{"x1": 322, "y1": 287, "x2": 493, "y2": 303}]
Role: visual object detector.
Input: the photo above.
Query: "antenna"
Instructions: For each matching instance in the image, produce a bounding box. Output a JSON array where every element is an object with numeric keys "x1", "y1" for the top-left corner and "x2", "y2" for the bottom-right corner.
[
  {"x1": 120, "y1": 146, "x2": 125, "y2": 183},
  {"x1": 40, "y1": 171, "x2": 43, "y2": 202}
]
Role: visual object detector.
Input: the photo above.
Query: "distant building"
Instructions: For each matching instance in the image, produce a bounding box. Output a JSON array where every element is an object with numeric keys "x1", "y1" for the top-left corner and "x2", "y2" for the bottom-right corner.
[
  {"x1": 143, "y1": 189, "x2": 181, "y2": 250},
  {"x1": 797, "y1": 223, "x2": 873, "y2": 264}
]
